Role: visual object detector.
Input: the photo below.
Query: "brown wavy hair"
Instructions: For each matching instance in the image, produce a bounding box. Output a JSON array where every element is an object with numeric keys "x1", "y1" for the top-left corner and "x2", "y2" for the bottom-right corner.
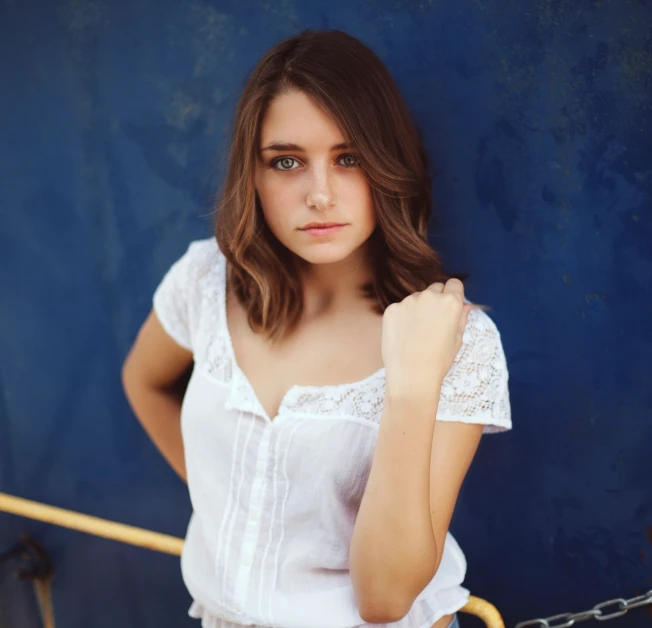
[{"x1": 215, "y1": 29, "x2": 487, "y2": 342}]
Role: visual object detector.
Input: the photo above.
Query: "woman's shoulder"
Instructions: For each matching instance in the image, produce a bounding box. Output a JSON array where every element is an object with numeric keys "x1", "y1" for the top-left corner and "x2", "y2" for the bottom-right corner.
[
  {"x1": 184, "y1": 236, "x2": 224, "y2": 268},
  {"x1": 462, "y1": 294, "x2": 502, "y2": 337},
  {"x1": 172, "y1": 237, "x2": 226, "y2": 285},
  {"x1": 439, "y1": 300, "x2": 511, "y2": 432},
  {"x1": 454, "y1": 303, "x2": 507, "y2": 376},
  {"x1": 154, "y1": 237, "x2": 225, "y2": 306},
  {"x1": 451, "y1": 309, "x2": 507, "y2": 382},
  {"x1": 465, "y1": 305, "x2": 501, "y2": 337}
]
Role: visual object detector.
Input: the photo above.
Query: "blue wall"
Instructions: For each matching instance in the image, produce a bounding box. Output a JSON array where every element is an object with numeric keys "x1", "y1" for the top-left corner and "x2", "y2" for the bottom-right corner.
[{"x1": 1, "y1": 1, "x2": 651, "y2": 626}]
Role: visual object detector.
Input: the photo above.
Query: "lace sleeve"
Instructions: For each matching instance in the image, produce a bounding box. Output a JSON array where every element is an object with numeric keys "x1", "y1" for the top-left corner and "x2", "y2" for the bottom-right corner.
[
  {"x1": 152, "y1": 241, "x2": 200, "y2": 351},
  {"x1": 436, "y1": 308, "x2": 512, "y2": 434}
]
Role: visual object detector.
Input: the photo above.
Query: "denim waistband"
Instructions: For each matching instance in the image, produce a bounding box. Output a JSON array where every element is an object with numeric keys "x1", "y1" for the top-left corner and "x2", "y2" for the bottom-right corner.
[{"x1": 446, "y1": 615, "x2": 460, "y2": 628}]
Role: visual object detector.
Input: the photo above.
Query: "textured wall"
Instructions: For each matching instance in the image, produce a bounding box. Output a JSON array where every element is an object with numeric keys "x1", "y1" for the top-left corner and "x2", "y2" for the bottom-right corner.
[{"x1": 1, "y1": 1, "x2": 651, "y2": 626}]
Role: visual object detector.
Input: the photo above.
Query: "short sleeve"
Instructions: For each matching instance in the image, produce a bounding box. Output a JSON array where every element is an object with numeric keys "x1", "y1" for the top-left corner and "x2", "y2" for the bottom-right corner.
[
  {"x1": 152, "y1": 241, "x2": 202, "y2": 351},
  {"x1": 436, "y1": 308, "x2": 512, "y2": 434}
]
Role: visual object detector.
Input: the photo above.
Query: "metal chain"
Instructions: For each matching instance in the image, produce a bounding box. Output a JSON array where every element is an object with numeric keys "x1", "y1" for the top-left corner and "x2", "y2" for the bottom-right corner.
[{"x1": 515, "y1": 589, "x2": 652, "y2": 628}]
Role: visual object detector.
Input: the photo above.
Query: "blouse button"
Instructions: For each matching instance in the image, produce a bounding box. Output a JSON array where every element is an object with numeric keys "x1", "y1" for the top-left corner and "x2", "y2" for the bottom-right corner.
[
  {"x1": 250, "y1": 510, "x2": 259, "y2": 522},
  {"x1": 235, "y1": 603, "x2": 243, "y2": 613},
  {"x1": 241, "y1": 556, "x2": 252, "y2": 566}
]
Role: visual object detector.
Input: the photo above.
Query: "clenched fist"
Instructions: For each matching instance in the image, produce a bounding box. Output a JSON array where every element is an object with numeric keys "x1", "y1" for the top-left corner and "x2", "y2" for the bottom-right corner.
[{"x1": 381, "y1": 278, "x2": 476, "y2": 399}]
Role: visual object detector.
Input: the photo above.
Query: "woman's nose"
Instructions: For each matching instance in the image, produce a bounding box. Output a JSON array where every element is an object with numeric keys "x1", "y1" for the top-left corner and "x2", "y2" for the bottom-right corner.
[{"x1": 306, "y1": 167, "x2": 334, "y2": 211}]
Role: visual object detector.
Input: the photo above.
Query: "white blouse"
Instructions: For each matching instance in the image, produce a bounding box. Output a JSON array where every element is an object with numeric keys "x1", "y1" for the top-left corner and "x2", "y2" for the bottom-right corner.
[{"x1": 153, "y1": 238, "x2": 512, "y2": 628}]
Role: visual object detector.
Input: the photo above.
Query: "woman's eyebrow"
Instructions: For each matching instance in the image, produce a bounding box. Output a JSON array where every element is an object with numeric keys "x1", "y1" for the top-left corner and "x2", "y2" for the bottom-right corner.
[{"x1": 260, "y1": 142, "x2": 352, "y2": 152}]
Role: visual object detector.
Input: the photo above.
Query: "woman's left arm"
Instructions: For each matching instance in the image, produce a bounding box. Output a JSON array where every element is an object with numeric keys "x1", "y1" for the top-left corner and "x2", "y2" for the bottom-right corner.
[
  {"x1": 350, "y1": 278, "x2": 484, "y2": 623},
  {"x1": 349, "y1": 384, "x2": 483, "y2": 624}
]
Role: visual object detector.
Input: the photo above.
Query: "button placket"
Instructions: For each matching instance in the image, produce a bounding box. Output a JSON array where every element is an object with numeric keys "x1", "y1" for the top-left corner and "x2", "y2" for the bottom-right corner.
[{"x1": 232, "y1": 428, "x2": 271, "y2": 613}]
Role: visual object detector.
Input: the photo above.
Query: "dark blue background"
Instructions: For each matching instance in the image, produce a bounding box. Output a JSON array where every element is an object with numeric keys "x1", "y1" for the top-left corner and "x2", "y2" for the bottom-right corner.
[{"x1": 1, "y1": 1, "x2": 651, "y2": 626}]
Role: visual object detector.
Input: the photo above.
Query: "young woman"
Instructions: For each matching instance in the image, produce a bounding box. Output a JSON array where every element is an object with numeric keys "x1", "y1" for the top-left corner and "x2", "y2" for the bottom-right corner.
[{"x1": 122, "y1": 29, "x2": 511, "y2": 628}]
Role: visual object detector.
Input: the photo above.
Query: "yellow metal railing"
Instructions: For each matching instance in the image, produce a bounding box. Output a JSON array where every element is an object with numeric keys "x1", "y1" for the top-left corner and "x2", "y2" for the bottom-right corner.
[
  {"x1": 0, "y1": 492, "x2": 504, "y2": 627},
  {"x1": 0, "y1": 493, "x2": 183, "y2": 555}
]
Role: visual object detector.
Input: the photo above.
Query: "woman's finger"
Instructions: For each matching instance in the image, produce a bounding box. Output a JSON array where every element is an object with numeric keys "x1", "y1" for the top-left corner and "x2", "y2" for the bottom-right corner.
[
  {"x1": 460, "y1": 303, "x2": 473, "y2": 330},
  {"x1": 443, "y1": 277, "x2": 465, "y2": 298},
  {"x1": 426, "y1": 282, "x2": 445, "y2": 294}
]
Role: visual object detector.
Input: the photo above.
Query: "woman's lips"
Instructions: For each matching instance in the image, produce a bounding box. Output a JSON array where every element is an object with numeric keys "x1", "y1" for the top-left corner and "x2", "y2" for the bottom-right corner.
[{"x1": 299, "y1": 224, "x2": 347, "y2": 236}]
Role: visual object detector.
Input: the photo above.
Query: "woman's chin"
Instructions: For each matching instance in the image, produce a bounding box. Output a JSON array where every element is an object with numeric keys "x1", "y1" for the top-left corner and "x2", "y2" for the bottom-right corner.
[{"x1": 293, "y1": 246, "x2": 356, "y2": 266}]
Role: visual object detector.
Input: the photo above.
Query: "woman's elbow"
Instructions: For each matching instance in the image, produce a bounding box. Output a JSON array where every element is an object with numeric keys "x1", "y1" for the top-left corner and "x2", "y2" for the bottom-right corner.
[
  {"x1": 357, "y1": 596, "x2": 413, "y2": 624},
  {"x1": 354, "y1": 565, "x2": 437, "y2": 623}
]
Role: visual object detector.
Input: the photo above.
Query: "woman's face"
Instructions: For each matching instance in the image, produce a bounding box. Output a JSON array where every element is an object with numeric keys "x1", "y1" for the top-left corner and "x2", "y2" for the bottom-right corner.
[{"x1": 254, "y1": 89, "x2": 376, "y2": 266}]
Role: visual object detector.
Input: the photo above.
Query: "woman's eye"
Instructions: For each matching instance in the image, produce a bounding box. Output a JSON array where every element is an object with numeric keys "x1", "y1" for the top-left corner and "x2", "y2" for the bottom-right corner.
[
  {"x1": 274, "y1": 157, "x2": 299, "y2": 171},
  {"x1": 339, "y1": 154, "x2": 359, "y2": 167}
]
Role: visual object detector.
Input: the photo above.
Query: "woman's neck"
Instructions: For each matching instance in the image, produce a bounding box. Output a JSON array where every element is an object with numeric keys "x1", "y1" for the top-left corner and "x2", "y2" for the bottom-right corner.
[{"x1": 296, "y1": 248, "x2": 374, "y2": 319}]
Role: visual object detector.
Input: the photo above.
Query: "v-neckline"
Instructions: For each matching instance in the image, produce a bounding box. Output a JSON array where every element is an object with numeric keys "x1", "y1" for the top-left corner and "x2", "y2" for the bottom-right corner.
[{"x1": 218, "y1": 256, "x2": 385, "y2": 423}]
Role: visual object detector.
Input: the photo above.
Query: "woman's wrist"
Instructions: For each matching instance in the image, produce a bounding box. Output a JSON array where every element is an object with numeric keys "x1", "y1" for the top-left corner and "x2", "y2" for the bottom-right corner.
[
  {"x1": 385, "y1": 366, "x2": 446, "y2": 405},
  {"x1": 384, "y1": 376, "x2": 443, "y2": 421}
]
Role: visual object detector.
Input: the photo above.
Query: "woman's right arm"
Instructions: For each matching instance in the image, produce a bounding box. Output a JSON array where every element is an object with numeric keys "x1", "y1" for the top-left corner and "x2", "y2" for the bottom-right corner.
[{"x1": 122, "y1": 310, "x2": 194, "y2": 482}]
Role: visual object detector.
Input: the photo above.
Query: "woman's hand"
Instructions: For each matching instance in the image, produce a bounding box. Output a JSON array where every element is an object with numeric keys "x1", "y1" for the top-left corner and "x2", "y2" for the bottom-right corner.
[{"x1": 381, "y1": 278, "x2": 475, "y2": 400}]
